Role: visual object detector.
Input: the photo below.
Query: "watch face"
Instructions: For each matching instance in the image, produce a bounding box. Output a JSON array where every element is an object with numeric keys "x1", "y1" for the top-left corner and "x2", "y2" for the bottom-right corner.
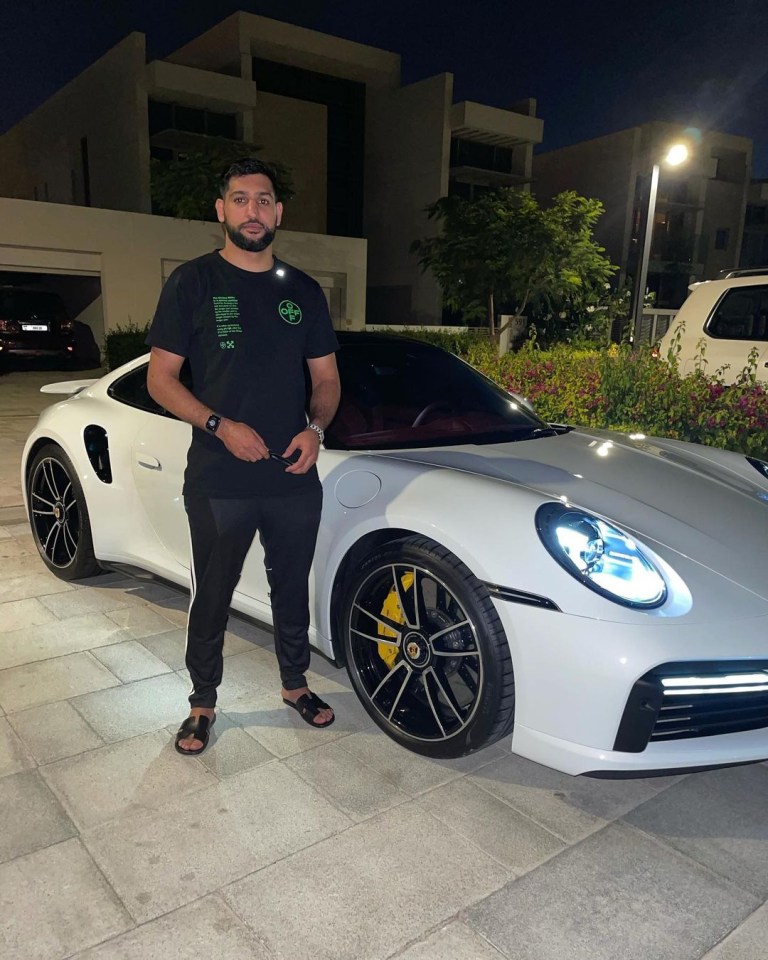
[{"x1": 206, "y1": 414, "x2": 220, "y2": 434}]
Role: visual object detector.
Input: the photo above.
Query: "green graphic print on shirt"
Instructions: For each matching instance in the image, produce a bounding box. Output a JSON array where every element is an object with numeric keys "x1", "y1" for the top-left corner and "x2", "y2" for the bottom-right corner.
[{"x1": 212, "y1": 295, "x2": 242, "y2": 350}]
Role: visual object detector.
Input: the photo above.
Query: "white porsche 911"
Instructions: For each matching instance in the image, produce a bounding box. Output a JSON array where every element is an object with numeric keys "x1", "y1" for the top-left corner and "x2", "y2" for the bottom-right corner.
[{"x1": 21, "y1": 334, "x2": 768, "y2": 776}]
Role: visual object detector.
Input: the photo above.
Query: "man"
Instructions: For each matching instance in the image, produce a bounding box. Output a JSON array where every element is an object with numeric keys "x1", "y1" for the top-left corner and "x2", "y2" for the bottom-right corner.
[{"x1": 146, "y1": 158, "x2": 340, "y2": 755}]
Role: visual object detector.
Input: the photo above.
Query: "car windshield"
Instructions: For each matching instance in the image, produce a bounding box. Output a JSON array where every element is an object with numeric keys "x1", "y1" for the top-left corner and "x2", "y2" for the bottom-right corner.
[{"x1": 326, "y1": 338, "x2": 551, "y2": 451}]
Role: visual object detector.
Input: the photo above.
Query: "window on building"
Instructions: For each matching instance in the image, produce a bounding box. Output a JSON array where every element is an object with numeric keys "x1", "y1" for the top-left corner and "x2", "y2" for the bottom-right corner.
[
  {"x1": 148, "y1": 100, "x2": 237, "y2": 140},
  {"x1": 706, "y1": 286, "x2": 768, "y2": 340},
  {"x1": 450, "y1": 138, "x2": 514, "y2": 174},
  {"x1": 714, "y1": 228, "x2": 730, "y2": 250},
  {"x1": 251, "y1": 59, "x2": 365, "y2": 238}
]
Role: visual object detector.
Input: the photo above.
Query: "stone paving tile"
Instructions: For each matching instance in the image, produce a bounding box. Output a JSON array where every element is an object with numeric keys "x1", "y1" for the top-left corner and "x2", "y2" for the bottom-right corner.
[
  {"x1": 139, "y1": 628, "x2": 189, "y2": 670},
  {"x1": 146, "y1": 595, "x2": 190, "y2": 627},
  {"x1": 418, "y1": 776, "x2": 565, "y2": 873},
  {"x1": 95, "y1": 577, "x2": 186, "y2": 606},
  {"x1": 622, "y1": 764, "x2": 768, "y2": 898},
  {"x1": 468, "y1": 752, "x2": 676, "y2": 843},
  {"x1": 339, "y1": 728, "x2": 505, "y2": 797},
  {"x1": 82, "y1": 763, "x2": 352, "y2": 923},
  {"x1": 222, "y1": 801, "x2": 509, "y2": 960},
  {"x1": 285, "y1": 739, "x2": 411, "y2": 822},
  {"x1": 0, "y1": 612, "x2": 132, "y2": 670},
  {"x1": 391, "y1": 921, "x2": 507, "y2": 960},
  {"x1": 207, "y1": 648, "x2": 281, "y2": 707},
  {"x1": 701, "y1": 901, "x2": 768, "y2": 959},
  {"x1": 105, "y1": 604, "x2": 180, "y2": 639},
  {"x1": 0, "y1": 715, "x2": 36, "y2": 777},
  {"x1": 70, "y1": 895, "x2": 271, "y2": 960},
  {"x1": 464, "y1": 823, "x2": 758, "y2": 960},
  {"x1": 139, "y1": 626, "x2": 258, "y2": 672},
  {"x1": 8, "y1": 699, "x2": 105, "y2": 764},
  {"x1": 38, "y1": 587, "x2": 143, "y2": 618},
  {"x1": 0, "y1": 536, "x2": 37, "y2": 557},
  {"x1": 194, "y1": 712, "x2": 277, "y2": 779},
  {"x1": 0, "y1": 521, "x2": 34, "y2": 538},
  {"x1": 0, "y1": 554, "x2": 60, "y2": 578},
  {"x1": 0, "y1": 595, "x2": 58, "y2": 632},
  {"x1": 0, "y1": 570, "x2": 74, "y2": 603},
  {"x1": 1, "y1": 837, "x2": 133, "y2": 960},
  {"x1": 92, "y1": 639, "x2": 172, "y2": 682},
  {"x1": 0, "y1": 525, "x2": 13, "y2": 539},
  {"x1": 225, "y1": 615, "x2": 275, "y2": 646},
  {"x1": 229, "y1": 683, "x2": 370, "y2": 759},
  {"x1": 71, "y1": 672, "x2": 191, "y2": 742},
  {"x1": 41, "y1": 729, "x2": 217, "y2": 830},
  {"x1": 0, "y1": 769, "x2": 77, "y2": 863},
  {"x1": 0, "y1": 651, "x2": 120, "y2": 713}
]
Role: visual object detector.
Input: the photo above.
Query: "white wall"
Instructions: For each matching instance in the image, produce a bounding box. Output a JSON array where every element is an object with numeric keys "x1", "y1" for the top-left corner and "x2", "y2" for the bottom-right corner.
[{"x1": 0, "y1": 198, "x2": 367, "y2": 336}]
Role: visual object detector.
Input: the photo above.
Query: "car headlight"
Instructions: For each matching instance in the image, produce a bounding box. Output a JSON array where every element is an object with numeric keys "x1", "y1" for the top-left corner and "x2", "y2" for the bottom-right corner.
[{"x1": 536, "y1": 503, "x2": 667, "y2": 608}]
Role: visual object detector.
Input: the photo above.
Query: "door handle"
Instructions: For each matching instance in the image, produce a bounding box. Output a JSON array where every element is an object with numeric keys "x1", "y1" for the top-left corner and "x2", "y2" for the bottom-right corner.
[{"x1": 137, "y1": 455, "x2": 161, "y2": 470}]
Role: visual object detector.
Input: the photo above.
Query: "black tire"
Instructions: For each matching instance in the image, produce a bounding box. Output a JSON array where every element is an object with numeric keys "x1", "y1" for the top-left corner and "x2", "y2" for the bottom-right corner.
[
  {"x1": 341, "y1": 536, "x2": 515, "y2": 758},
  {"x1": 27, "y1": 443, "x2": 101, "y2": 580}
]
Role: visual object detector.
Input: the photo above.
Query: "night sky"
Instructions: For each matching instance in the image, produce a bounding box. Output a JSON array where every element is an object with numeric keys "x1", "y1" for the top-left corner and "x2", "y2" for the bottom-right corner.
[{"x1": 2, "y1": 0, "x2": 768, "y2": 175}]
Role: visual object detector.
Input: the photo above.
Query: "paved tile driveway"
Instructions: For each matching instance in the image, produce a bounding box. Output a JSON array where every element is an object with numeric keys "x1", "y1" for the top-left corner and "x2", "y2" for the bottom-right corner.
[{"x1": 2, "y1": 368, "x2": 768, "y2": 959}]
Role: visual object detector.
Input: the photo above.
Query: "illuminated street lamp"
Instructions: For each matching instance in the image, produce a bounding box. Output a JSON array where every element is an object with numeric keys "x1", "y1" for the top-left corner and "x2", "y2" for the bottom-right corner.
[{"x1": 631, "y1": 143, "x2": 689, "y2": 345}]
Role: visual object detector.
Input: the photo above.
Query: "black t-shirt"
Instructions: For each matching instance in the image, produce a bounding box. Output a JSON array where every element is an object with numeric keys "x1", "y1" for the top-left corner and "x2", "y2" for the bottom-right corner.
[{"x1": 146, "y1": 251, "x2": 339, "y2": 497}]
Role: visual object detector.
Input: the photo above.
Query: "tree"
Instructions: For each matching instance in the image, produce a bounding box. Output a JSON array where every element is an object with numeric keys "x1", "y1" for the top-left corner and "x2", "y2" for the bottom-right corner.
[
  {"x1": 412, "y1": 189, "x2": 616, "y2": 345},
  {"x1": 150, "y1": 138, "x2": 294, "y2": 220}
]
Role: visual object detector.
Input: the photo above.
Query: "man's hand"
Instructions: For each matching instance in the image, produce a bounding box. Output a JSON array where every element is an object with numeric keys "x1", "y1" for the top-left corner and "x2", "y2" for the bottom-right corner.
[
  {"x1": 281, "y1": 427, "x2": 321, "y2": 474},
  {"x1": 218, "y1": 419, "x2": 270, "y2": 462}
]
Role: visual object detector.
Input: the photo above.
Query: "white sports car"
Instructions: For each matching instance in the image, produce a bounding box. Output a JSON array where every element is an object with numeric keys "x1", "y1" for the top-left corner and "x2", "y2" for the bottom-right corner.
[{"x1": 21, "y1": 334, "x2": 768, "y2": 776}]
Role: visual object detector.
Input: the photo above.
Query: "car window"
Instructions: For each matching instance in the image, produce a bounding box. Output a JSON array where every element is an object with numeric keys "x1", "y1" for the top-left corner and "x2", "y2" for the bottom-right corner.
[
  {"x1": 108, "y1": 360, "x2": 193, "y2": 416},
  {"x1": 326, "y1": 339, "x2": 548, "y2": 451},
  {"x1": 706, "y1": 285, "x2": 768, "y2": 340}
]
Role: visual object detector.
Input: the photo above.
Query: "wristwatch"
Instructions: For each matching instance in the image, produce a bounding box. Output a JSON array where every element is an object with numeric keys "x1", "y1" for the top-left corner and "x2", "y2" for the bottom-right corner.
[
  {"x1": 306, "y1": 422, "x2": 324, "y2": 444},
  {"x1": 204, "y1": 412, "x2": 222, "y2": 434}
]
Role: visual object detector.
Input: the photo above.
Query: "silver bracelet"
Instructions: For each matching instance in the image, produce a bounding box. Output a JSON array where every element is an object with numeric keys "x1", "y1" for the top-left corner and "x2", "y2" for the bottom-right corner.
[{"x1": 307, "y1": 422, "x2": 324, "y2": 443}]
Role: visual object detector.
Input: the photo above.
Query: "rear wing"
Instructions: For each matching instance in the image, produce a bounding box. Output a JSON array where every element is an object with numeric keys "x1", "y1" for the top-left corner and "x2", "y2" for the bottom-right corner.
[{"x1": 39, "y1": 380, "x2": 97, "y2": 397}]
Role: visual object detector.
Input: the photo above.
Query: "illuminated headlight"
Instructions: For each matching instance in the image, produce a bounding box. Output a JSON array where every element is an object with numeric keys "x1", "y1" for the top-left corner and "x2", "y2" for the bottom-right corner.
[{"x1": 536, "y1": 503, "x2": 667, "y2": 608}]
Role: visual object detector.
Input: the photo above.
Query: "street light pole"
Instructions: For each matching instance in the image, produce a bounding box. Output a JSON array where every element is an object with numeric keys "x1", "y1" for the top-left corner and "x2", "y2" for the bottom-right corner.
[
  {"x1": 630, "y1": 143, "x2": 689, "y2": 346},
  {"x1": 631, "y1": 163, "x2": 660, "y2": 346}
]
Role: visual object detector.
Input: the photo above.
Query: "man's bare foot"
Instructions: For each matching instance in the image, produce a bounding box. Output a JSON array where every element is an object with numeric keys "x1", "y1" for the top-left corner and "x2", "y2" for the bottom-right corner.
[
  {"x1": 176, "y1": 706, "x2": 215, "y2": 753},
  {"x1": 281, "y1": 686, "x2": 334, "y2": 726}
]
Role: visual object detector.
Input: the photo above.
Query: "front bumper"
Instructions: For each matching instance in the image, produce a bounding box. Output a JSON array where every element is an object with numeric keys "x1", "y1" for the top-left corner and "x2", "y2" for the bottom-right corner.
[{"x1": 493, "y1": 601, "x2": 768, "y2": 776}]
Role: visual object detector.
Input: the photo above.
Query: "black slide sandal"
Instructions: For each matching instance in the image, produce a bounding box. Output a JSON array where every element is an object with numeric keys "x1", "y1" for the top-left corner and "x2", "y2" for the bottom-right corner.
[
  {"x1": 174, "y1": 714, "x2": 215, "y2": 755},
  {"x1": 282, "y1": 692, "x2": 335, "y2": 728}
]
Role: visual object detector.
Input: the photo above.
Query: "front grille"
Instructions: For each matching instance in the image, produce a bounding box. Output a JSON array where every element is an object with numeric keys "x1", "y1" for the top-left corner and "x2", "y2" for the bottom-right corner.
[{"x1": 614, "y1": 661, "x2": 768, "y2": 753}]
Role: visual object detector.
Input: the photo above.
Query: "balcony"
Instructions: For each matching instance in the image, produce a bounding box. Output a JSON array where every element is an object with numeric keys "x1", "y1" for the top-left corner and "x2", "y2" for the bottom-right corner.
[
  {"x1": 450, "y1": 101, "x2": 543, "y2": 149},
  {"x1": 146, "y1": 60, "x2": 258, "y2": 113}
]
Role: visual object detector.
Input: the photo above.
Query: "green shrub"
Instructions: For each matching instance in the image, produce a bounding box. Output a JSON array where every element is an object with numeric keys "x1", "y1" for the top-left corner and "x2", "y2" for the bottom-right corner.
[
  {"x1": 375, "y1": 326, "x2": 489, "y2": 356},
  {"x1": 104, "y1": 321, "x2": 151, "y2": 371}
]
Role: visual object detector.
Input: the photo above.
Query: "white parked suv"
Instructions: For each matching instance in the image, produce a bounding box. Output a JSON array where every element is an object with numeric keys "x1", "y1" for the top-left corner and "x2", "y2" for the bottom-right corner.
[{"x1": 658, "y1": 270, "x2": 768, "y2": 384}]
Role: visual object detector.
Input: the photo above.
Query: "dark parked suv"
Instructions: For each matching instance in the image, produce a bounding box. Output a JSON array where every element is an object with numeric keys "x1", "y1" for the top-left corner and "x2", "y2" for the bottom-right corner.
[{"x1": 0, "y1": 287, "x2": 75, "y2": 362}]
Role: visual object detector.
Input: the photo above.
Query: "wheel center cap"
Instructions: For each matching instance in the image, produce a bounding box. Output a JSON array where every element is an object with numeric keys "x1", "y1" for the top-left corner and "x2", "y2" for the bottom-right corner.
[
  {"x1": 53, "y1": 502, "x2": 64, "y2": 523},
  {"x1": 402, "y1": 631, "x2": 431, "y2": 668}
]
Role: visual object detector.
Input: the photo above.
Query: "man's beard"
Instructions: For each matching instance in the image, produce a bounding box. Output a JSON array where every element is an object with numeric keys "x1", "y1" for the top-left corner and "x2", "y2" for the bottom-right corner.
[{"x1": 225, "y1": 220, "x2": 277, "y2": 253}]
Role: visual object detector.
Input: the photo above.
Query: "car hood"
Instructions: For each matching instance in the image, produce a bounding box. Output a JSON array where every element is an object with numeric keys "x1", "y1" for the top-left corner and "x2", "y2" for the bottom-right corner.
[{"x1": 378, "y1": 428, "x2": 768, "y2": 601}]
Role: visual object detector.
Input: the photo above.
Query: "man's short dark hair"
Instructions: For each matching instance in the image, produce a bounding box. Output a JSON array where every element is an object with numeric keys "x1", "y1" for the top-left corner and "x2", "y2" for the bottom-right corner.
[{"x1": 218, "y1": 158, "x2": 280, "y2": 199}]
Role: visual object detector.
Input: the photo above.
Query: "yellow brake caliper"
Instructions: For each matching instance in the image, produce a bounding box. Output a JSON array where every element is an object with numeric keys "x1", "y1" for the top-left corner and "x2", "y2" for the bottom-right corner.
[{"x1": 377, "y1": 571, "x2": 414, "y2": 668}]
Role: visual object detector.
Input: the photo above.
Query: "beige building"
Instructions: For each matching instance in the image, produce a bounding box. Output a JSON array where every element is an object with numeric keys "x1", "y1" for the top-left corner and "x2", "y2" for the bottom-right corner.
[
  {"x1": 533, "y1": 122, "x2": 752, "y2": 308},
  {"x1": 0, "y1": 11, "x2": 543, "y2": 329},
  {"x1": 0, "y1": 197, "x2": 366, "y2": 350},
  {"x1": 740, "y1": 179, "x2": 768, "y2": 269}
]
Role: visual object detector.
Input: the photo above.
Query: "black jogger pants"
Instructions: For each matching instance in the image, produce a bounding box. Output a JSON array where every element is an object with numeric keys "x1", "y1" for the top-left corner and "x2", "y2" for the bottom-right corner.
[{"x1": 183, "y1": 486, "x2": 323, "y2": 708}]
